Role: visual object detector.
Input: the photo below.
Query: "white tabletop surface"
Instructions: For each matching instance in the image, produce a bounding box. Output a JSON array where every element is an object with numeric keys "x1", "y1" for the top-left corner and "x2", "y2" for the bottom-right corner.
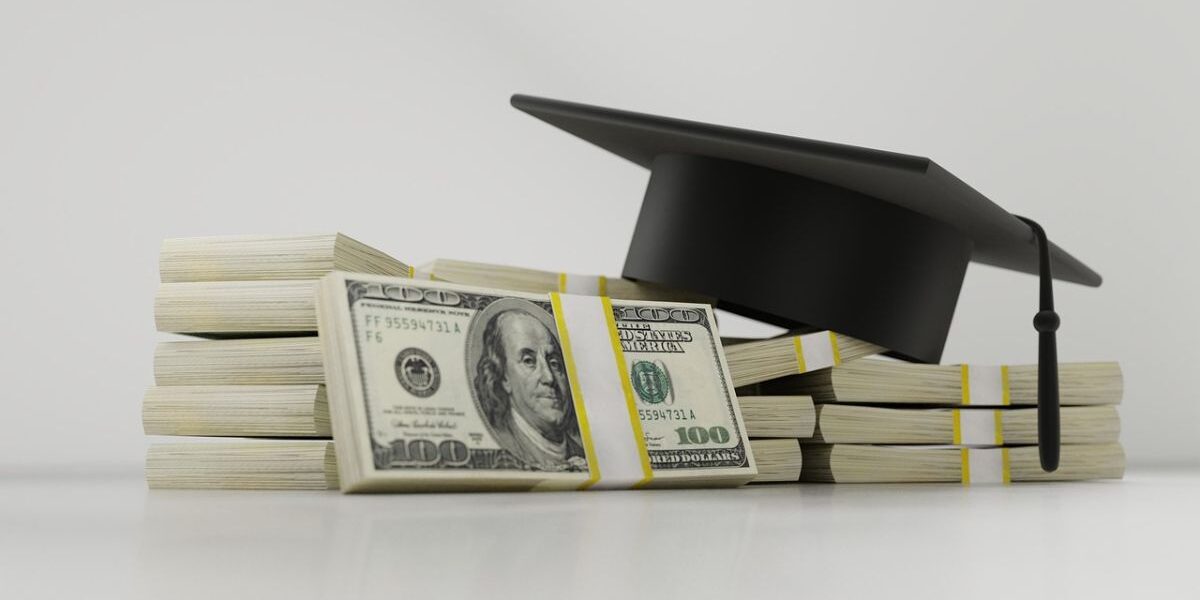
[{"x1": 2, "y1": 467, "x2": 1196, "y2": 599}]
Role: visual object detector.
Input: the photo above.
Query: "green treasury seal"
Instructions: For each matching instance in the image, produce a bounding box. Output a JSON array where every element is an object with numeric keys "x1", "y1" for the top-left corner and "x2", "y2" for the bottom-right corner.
[{"x1": 631, "y1": 360, "x2": 673, "y2": 405}]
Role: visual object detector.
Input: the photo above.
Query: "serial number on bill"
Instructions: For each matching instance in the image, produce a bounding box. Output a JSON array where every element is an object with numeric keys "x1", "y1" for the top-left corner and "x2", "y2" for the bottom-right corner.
[
  {"x1": 361, "y1": 315, "x2": 462, "y2": 334},
  {"x1": 639, "y1": 408, "x2": 697, "y2": 422}
]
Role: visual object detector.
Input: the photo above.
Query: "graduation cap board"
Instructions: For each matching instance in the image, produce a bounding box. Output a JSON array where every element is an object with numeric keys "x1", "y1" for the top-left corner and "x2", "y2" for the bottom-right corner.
[{"x1": 511, "y1": 93, "x2": 1103, "y2": 472}]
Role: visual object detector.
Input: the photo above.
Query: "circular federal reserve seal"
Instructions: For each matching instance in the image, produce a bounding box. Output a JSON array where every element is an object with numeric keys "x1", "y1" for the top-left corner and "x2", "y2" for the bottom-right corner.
[
  {"x1": 631, "y1": 360, "x2": 673, "y2": 405},
  {"x1": 394, "y1": 348, "x2": 440, "y2": 398}
]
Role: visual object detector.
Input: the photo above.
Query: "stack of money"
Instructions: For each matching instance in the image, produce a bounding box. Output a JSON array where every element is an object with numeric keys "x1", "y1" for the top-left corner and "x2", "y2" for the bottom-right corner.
[
  {"x1": 147, "y1": 233, "x2": 404, "y2": 489},
  {"x1": 155, "y1": 233, "x2": 414, "y2": 335},
  {"x1": 148, "y1": 239, "x2": 1120, "y2": 489},
  {"x1": 147, "y1": 236, "x2": 880, "y2": 491},
  {"x1": 739, "y1": 359, "x2": 1126, "y2": 484}
]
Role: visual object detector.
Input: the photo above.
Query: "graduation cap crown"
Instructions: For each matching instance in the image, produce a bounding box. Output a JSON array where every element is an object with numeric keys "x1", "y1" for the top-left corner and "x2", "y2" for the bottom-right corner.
[{"x1": 511, "y1": 93, "x2": 1102, "y2": 471}]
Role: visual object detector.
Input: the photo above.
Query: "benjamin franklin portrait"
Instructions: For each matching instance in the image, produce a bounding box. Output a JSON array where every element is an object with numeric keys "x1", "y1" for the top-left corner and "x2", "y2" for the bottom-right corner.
[{"x1": 468, "y1": 300, "x2": 586, "y2": 471}]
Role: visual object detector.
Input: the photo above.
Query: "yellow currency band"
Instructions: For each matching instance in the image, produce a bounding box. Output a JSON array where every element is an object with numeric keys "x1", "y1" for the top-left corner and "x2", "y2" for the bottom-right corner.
[
  {"x1": 953, "y1": 409, "x2": 1006, "y2": 445},
  {"x1": 556, "y1": 273, "x2": 608, "y2": 296},
  {"x1": 952, "y1": 410, "x2": 962, "y2": 445},
  {"x1": 793, "y1": 336, "x2": 807, "y2": 373},
  {"x1": 829, "y1": 331, "x2": 842, "y2": 366},
  {"x1": 960, "y1": 365, "x2": 971, "y2": 405},
  {"x1": 549, "y1": 293, "x2": 600, "y2": 490},
  {"x1": 959, "y1": 365, "x2": 1012, "y2": 406},
  {"x1": 960, "y1": 448, "x2": 1013, "y2": 486},
  {"x1": 1000, "y1": 364, "x2": 1011, "y2": 406},
  {"x1": 600, "y1": 296, "x2": 654, "y2": 487}
]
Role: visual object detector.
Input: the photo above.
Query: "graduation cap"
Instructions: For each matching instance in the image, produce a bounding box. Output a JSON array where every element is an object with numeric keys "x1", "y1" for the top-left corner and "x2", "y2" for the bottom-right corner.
[{"x1": 511, "y1": 93, "x2": 1102, "y2": 472}]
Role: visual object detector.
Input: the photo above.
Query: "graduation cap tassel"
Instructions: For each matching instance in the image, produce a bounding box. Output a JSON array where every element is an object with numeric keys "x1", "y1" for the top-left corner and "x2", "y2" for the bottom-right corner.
[{"x1": 1015, "y1": 216, "x2": 1060, "y2": 472}]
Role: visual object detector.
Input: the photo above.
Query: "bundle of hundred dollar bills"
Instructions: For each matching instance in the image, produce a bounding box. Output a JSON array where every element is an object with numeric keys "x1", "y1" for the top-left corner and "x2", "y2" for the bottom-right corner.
[{"x1": 145, "y1": 233, "x2": 1124, "y2": 491}]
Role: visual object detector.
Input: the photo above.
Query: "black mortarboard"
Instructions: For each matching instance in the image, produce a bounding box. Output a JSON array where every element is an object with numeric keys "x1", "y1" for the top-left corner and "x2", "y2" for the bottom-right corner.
[{"x1": 511, "y1": 94, "x2": 1102, "y2": 472}]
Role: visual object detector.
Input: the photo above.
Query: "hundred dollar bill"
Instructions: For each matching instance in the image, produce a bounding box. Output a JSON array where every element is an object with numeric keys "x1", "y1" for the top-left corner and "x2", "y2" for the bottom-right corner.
[
  {"x1": 316, "y1": 271, "x2": 756, "y2": 493},
  {"x1": 595, "y1": 298, "x2": 756, "y2": 478}
]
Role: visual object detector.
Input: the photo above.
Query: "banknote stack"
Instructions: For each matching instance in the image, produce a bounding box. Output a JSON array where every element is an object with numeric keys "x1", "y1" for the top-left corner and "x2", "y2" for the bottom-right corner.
[
  {"x1": 145, "y1": 234, "x2": 1122, "y2": 490},
  {"x1": 146, "y1": 234, "x2": 883, "y2": 491},
  {"x1": 147, "y1": 233, "x2": 409, "y2": 489},
  {"x1": 739, "y1": 359, "x2": 1126, "y2": 483}
]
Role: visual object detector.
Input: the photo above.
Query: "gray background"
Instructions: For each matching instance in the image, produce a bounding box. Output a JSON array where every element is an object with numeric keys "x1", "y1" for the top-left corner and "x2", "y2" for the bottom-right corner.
[{"x1": 1, "y1": 0, "x2": 1195, "y2": 471}]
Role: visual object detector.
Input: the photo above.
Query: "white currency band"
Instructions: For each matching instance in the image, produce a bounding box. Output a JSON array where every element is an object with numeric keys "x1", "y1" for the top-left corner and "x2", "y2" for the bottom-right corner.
[
  {"x1": 959, "y1": 410, "x2": 999, "y2": 446},
  {"x1": 555, "y1": 293, "x2": 644, "y2": 489},
  {"x1": 562, "y1": 273, "x2": 603, "y2": 296},
  {"x1": 797, "y1": 332, "x2": 838, "y2": 372},
  {"x1": 966, "y1": 448, "x2": 1006, "y2": 485},
  {"x1": 966, "y1": 365, "x2": 1004, "y2": 406}
]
